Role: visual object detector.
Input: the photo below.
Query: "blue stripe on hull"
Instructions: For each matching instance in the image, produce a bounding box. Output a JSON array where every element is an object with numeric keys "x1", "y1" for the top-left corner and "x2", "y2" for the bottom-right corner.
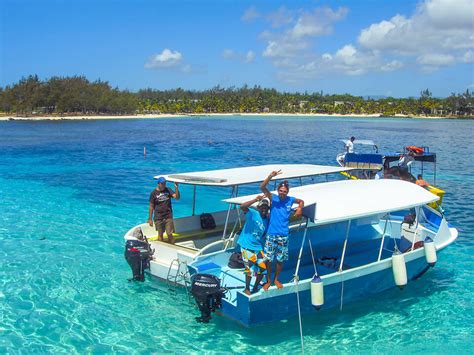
[{"x1": 222, "y1": 255, "x2": 430, "y2": 327}]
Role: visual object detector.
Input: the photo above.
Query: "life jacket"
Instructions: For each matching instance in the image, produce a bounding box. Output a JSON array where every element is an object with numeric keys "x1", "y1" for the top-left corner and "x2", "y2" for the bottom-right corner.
[{"x1": 406, "y1": 146, "x2": 424, "y2": 154}]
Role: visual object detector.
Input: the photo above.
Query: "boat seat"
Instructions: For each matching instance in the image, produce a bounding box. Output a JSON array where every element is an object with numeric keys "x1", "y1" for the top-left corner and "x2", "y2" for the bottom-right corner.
[
  {"x1": 174, "y1": 225, "x2": 227, "y2": 242},
  {"x1": 148, "y1": 225, "x2": 226, "y2": 242}
]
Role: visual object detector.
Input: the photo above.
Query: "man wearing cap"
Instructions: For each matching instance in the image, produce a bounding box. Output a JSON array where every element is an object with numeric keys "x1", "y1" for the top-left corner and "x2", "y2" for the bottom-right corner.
[
  {"x1": 238, "y1": 195, "x2": 270, "y2": 295},
  {"x1": 148, "y1": 177, "x2": 180, "y2": 244}
]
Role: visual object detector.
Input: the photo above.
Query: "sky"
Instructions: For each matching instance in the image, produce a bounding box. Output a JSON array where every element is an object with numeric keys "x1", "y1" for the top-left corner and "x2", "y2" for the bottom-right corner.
[{"x1": 1, "y1": 0, "x2": 473, "y2": 97}]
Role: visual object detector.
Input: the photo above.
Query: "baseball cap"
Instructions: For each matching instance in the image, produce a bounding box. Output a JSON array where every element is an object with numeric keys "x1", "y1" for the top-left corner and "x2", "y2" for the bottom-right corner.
[
  {"x1": 157, "y1": 176, "x2": 166, "y2": 184},
  {"x1": 257, "y1": 198, "x2": 270, "y2": 207}
]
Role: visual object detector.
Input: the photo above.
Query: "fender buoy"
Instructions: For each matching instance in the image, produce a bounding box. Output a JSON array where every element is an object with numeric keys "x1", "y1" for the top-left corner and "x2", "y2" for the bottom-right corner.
[
  {"x1": 424, "y1": 237, "x2": 437, "y2": 266},
  {"x1": 392, "y1": 250, "x2": 408, "y2": 289},
  {"x1": 406, "y1": 146, "x2": 424, "y2": 154},
  {"x1": 311, "y1": 276, "x2": 324, "y2": 309}
]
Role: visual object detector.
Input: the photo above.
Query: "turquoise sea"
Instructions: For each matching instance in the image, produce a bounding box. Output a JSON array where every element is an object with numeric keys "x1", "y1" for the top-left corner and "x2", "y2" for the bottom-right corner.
[{"x1": 1, "y1": 116, "x2": 473, "y2": 353}]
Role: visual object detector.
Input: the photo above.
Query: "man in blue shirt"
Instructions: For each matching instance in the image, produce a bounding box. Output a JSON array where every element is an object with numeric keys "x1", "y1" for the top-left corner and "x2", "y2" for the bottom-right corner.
[
  {"x1": 238, "y1": 195, "x2": 270, "y2": 295},
  {"x1": 260, "y1": 170, "x2": 304, "y2": 290}
]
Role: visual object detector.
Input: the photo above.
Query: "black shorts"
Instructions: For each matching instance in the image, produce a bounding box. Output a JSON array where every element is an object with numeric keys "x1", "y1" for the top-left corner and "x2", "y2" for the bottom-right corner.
[{"x1": 154, "y1": 217, "x2": 174, "y2": 237}]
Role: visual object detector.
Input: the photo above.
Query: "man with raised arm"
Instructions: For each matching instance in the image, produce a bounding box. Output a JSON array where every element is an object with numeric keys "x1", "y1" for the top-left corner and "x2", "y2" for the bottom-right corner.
[
  {"x1": 260, "y1": 170, "x2": 304, "y2": 289},
  {"x1": 238, "y1": 195, "x2": 270, "y2": 295},
  {"x1": 148, "y1": 177, "x2": 180, "y2": 244}
]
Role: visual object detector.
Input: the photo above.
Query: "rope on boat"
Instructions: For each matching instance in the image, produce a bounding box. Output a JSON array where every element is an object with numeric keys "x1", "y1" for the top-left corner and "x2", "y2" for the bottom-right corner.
[
  {"x1": 294, "y1": 218, "x2": 310, "y2": 355},
  {"x1": 295, "y1": 276, "x2": 305, "y2": 355},
  {"x1": 340, "y1": 278, "x2": 344, "y2": 311},
  {"x1": 339, "y1": 220, "x2": 351, "y2": 311},
  {"x1": 308, "y1": 237, "x2": 318, "y2": 276}
]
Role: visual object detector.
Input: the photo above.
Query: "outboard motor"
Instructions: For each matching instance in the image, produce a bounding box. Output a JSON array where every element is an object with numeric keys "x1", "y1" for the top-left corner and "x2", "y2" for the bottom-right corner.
[
  {"x1": 124, "y1": 239, "x2": 152, "y2": 281},
  {"x1": 191, "y1": 274, "x2": 225, "y2": 323}
]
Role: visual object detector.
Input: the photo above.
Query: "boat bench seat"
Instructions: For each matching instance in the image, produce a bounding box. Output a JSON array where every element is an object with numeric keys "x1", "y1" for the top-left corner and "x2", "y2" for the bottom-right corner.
[
  {"x1": 173, "y1": 225, "x2": 227, "y2": 242},
  {"x1": 135, "y1": 209, "x2": 245, "y2": 243},
  {"x1": 172, "y1": 209, "x2": 245, "y2": 242}
]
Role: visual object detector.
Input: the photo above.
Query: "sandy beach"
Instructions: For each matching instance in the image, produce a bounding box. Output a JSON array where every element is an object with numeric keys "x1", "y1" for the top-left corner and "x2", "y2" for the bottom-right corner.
[{"x1": 0, "y1": 112, "x2": 452, "y2": 121}]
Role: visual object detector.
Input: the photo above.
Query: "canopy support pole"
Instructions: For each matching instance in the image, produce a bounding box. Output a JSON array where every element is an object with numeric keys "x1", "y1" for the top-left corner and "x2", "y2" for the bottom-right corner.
[
  {"x1": 192, "y1": 185, "x2": 196, "y2": 216},
  {"x1": 338, "y1": 219, "x2": 351, "y2": 311},
  {"x1": 339, "y1": 220, "x2": 351, "y2": 272},
  {"x1": 224, "y1": 208, "x2": 242, "y2": 250},
  {"x1": 377, "y1": 215, "x2": 389, "y2": 261},
  {"x1": 222, "y1": 186, "x2": 236, "y2": 239},
  {"x1": 411, "y1": 206, "x2": 421, "y2": 250}
]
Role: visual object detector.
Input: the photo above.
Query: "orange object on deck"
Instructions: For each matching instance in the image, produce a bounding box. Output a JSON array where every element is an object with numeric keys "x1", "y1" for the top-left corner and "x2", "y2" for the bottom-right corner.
[{"x1": 406, "y1": 146, "x2": 424, "y2": 154}]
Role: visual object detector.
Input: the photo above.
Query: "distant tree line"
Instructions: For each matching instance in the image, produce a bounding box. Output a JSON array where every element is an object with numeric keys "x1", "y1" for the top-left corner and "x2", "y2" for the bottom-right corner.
[
  {"x1": 1, "y1": 75, "x2": 473, "y2": 117},
  {"x1": 0, "y1": 75, "x2": 137, "y2": 115}
]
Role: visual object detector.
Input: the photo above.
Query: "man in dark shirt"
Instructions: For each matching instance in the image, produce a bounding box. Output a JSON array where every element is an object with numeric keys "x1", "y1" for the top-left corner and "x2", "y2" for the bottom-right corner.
[{"x1": 148, "y1": 176, "x2": 180, "y2": 244}]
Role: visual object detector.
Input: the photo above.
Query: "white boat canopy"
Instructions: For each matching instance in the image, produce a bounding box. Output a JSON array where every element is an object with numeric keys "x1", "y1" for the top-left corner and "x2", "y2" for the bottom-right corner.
[
  {"x1": 340, "y1": 139, "x2": 376, "y2": 146},
  {"x1": 224, "y1": 179, "x2": 439, "y2": 226},
  {"x1": 157, "y1": 164, "x2": 353, "y2": 187}
]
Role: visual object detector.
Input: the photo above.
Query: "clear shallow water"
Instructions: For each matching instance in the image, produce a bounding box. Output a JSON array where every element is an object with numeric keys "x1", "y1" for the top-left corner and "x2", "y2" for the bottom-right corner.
[{"x1": 0, "y1": 116, "x2": 473, "y2": 353}]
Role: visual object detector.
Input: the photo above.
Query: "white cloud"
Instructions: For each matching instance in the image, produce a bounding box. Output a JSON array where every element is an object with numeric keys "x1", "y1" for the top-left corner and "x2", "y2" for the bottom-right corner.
[
  {"x1": 291, "y1": 7, "x2": 348, "y2": 38},
  {"x1": 241, "y1": 6, "x2": 260, "y2": 22},
  {"x1": 461, "y1": 50, "x2": 474, "y2": 63},
  {"x1": 266, "y1": 6, "x2": 293, "y2": 28},
  {"x1": 222, "y1": 49, "x2": 256, "y2": 64},
  {"x1": 357, "y1": 0, "x2": 474, "y2": 64},
  {"x1": 262, "y1": 39, "x2": 310, "y2": 58},
  {"x1": 181, "y1": 64, "x2": 192, "y2": 73},
  {"x1": 145, "y1": 49, "x2": 182, "y2": 69},
  {"x1": 416, "y1": 53, "x2": 455, "y2": 66},
  {"x1": 381, "y1": 60, "x2": 404, "y2": 71},
  {"x1": 261, "y1": 6, "x2": 347, "y2": 59},
  {"x1": 245, "y1": 50, "x2": 255, "y2": 63},
  {"x1": 423, "y1": 0, "x2": 474, "y2": 29},
  {"x1": 222, "y1": 49, "x2": 236, "y2": 60},
  {"x1": 255, "y1": 0, "x2": 473, "y2": 85}
]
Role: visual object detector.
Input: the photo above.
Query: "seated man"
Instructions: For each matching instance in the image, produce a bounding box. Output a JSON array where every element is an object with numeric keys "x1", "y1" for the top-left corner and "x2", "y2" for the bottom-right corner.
[
  {"x1": 237, "y1": 195, "x2": 270, "y2": 295},
  {"x1": 386, "y1": 152, "x2": 415, "y2": 181},
  {"x1": 416, "y1": 174, "x2": 430, "y2": 188}
]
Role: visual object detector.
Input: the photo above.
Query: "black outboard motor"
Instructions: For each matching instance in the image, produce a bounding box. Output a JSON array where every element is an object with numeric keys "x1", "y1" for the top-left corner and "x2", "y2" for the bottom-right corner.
[
  {"x1": 191, "y1": 274, "x2": 225, "y2": 323},
  {"x1": 124, "y1": 239, "x2": 152, "y2": 281}
]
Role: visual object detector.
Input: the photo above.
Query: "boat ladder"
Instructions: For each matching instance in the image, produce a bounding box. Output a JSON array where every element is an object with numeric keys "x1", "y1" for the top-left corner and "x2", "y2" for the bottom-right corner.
[{"x1": 166, "y1": 259, "x2": 191, "y2": 295}]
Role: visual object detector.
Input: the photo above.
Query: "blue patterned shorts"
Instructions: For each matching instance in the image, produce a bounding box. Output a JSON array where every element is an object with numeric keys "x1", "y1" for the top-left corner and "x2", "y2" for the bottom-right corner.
[{"x1": 264, "y1": 235, "x2": 289, "y2": 263}]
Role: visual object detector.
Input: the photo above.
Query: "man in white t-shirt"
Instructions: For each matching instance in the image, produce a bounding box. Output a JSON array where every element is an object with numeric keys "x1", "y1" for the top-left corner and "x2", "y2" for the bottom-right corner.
[{"x1": 346, "y1": 136, "x2": 355, "y2": 153}]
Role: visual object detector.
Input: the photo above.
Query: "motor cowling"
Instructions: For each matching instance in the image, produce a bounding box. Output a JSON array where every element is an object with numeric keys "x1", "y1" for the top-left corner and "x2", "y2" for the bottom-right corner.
[
  {"x1": 191, "y1": 274, "x2": 225, "y2": 323},
  {"x1": 124, "y1": 239, "x2": 152, "y2": 281}
]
